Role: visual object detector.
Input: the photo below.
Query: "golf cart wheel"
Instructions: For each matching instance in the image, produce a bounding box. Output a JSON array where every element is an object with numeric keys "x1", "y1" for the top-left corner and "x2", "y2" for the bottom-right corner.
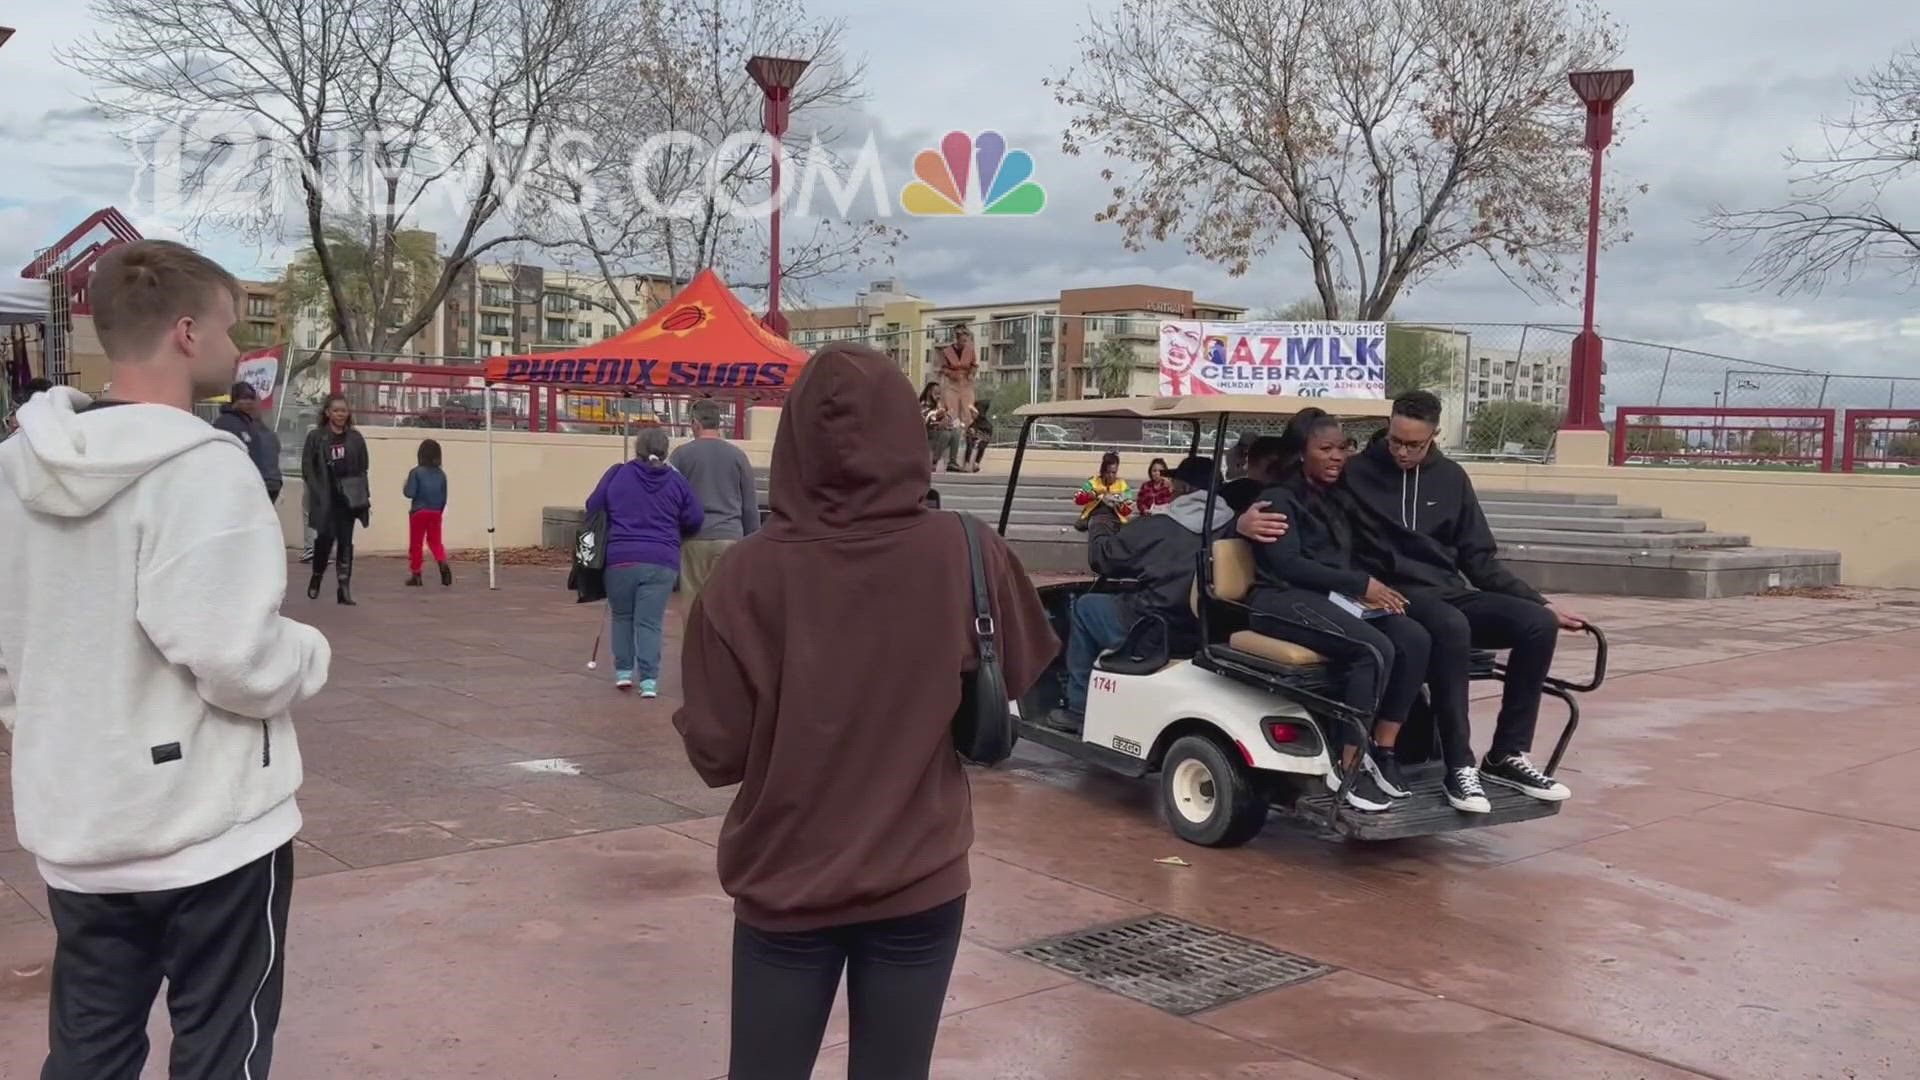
[{"x1": 1159, "y1": 735, "x2": 1268, "y2": 847}]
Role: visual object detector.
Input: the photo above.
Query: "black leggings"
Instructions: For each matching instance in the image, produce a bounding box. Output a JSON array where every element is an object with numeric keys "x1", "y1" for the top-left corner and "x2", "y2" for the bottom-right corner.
[
  {"x1": 310, "y1": 496, "x2": 357, "y2": 583},
  {"x1": 1248, "y1": 588, "x2": 1431, "y2": 724},
  {"x1": 729, "y1": 895, "x2": 966, "y2": 1080}
]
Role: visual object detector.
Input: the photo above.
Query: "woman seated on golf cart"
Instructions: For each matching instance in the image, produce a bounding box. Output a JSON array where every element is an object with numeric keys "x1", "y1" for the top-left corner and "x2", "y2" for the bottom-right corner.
[{"x1": 1244, "y1": 409, "x2": 1438, "y2": 814}]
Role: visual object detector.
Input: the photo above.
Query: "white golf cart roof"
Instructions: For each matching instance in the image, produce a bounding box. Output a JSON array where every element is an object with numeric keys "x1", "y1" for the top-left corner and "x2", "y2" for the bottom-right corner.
[{"x1": 1015, "y1": 395, "x2": 1393, "y2": 421}]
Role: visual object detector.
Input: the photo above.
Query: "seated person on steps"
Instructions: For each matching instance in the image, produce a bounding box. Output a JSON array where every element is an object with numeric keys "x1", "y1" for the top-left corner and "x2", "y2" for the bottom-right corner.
[
  {"x1": 1073, "y1": 451, "x2": 1134, "y2": 531},
  {"x1": 1238, "y1": 391, "x2": 1583, "y2": 809},
  {"x1": 1050, "y1": 456, "x2": 1248, "y2": 733},
  {"x1": 1243, "y1": 409, "x2": 1441, "y2": 815}
]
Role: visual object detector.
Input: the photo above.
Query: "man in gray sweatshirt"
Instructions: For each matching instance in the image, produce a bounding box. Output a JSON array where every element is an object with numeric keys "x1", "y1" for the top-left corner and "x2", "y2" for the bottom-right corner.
[{"x1": 668, "y1": 398, "x2": 758, "y2": 606}]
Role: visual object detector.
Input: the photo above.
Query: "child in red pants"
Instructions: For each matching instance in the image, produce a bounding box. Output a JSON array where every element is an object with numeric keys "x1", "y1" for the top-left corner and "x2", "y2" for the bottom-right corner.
[{"x1": 403, "y1": 439, "x2": 453, "y2": 587}]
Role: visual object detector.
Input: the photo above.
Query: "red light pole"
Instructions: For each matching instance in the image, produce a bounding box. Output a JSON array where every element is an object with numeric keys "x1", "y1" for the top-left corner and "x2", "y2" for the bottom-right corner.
[
  {"x1": 747, "y1": 55, "x2": 810, "y2": 339},
  {"x1": 1565, "y1": 68, "x2": 1633, "y2": 432}
]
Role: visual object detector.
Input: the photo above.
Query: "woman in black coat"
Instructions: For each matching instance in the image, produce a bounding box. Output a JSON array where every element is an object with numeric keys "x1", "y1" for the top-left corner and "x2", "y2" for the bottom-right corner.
[{"x1": 301, "y1": 394, "x2": 371, "y2": 605}]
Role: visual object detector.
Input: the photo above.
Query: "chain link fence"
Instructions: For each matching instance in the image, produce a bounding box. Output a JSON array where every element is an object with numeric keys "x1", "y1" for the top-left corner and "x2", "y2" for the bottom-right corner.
[
  {"x1": 1395, "y1": 322, "x2": 1920, "y2": 462},
  {"x1": 205, "y1": 316, "x2": 1916, "y2": 472}
]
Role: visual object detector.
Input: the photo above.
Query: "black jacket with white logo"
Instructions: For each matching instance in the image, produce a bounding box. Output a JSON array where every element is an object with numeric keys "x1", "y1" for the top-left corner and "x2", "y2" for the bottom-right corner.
[{"x1": 1340, "y1": 440, "x2": 1545, "y2": 603}]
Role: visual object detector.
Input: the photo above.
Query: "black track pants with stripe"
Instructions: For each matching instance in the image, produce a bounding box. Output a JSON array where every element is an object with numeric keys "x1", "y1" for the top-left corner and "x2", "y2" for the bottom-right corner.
[{"x1": 41, "y1": 842, "x2": 294, "y2": 1080}]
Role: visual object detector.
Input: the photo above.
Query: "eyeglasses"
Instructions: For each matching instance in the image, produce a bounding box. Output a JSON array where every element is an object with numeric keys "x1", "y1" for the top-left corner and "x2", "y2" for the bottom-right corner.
[{"x1": 1387, "y1": 435, "x2": 1432, "y2": 454}]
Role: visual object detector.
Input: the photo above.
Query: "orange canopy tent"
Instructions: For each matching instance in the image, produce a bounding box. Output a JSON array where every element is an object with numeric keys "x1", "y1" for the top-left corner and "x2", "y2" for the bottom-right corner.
[
  {"x1": 483, "y1": 268, "x2": 807, "y2": 391},
  {"x1": 471, "y1": 269, "x2": 805, "y2": 591}
]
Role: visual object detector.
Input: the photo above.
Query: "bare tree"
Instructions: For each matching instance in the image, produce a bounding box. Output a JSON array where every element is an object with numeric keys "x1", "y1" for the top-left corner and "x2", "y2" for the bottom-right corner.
[
  {"x1": 1049, "y1": 0, "x2": 1625, "y2": 320},
  {"x1": 67, "y1": 0, "x2": 625, "y2": 356},
  {"x1": 524, "y1": 0, "x2": 902, "y2": 325},
  {"x1": 1707, "y1": 47, "x2": 1920, "y2": 295}
]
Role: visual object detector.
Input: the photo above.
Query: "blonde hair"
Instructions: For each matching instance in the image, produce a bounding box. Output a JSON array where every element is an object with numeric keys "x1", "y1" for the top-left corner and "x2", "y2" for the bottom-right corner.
[{"x1": 89, "y1": 239, "x2": 241, "y2": 359}]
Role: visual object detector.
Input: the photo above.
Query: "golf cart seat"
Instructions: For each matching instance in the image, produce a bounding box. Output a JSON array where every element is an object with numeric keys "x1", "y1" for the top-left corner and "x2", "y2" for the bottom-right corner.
[
  {"x1": 1205, "y1": 538, "x2": 1498, "y2": 672},
  {"x1": 1199, "y1": 539, "x2": 1329, "y2": 668},
  {"x1": 1095, "y1": 612, "x2": 1173, "y2": 676}
]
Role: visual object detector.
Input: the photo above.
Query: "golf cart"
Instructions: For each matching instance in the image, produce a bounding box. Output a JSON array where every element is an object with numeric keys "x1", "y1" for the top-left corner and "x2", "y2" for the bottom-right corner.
[{"x1": 999, "y1": 396, "x2": 1608, "y2": 845}]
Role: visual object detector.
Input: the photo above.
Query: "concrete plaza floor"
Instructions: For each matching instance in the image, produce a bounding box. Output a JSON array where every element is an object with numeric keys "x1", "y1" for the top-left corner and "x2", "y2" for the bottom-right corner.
[{"x1": 4, "y1": 561, "x2": 1920, "y2": 1079}]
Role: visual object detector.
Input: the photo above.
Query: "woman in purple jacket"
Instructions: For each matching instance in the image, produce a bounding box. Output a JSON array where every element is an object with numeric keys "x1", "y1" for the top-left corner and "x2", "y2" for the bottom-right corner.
[{"x1": 586, "y1": 426, "x2": 704, "y2": 697}]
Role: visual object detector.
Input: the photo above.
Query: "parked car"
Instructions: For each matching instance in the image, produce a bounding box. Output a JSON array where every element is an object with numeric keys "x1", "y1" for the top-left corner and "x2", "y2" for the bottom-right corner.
[{"x1": 408, "y1": 394, "x2": 518, "y2": 430}]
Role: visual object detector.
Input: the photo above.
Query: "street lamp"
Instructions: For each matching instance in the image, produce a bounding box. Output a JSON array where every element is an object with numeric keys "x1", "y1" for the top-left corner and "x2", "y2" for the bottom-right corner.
[
  {"x1": 746, "y1": 54, "x2": 810, "y2": 338},
  {"x1": 1565, "y1": 67, "x2": 1633, "y2": 432}
]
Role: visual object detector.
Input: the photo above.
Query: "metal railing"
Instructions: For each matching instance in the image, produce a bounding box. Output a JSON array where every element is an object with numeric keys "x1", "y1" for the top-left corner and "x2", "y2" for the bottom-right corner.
[
  {"x1": 1840, "y1": 410, "x2": 1920, "y2": 473},
  {"x1": 1611, "y1": 407, "x2": 1838, "y2": 471},
  {"x1": 325, "y1": 357, "x2": 757, "y2": 438}
]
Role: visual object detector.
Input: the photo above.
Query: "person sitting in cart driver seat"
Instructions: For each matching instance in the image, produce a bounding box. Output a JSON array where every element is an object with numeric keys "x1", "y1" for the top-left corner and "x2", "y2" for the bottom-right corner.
[
  {"x1": 1238, "y1": 391, "x2": 1584, "y2": 806},
  {"x1": 1049, "y1": 455, "x2": 1241, "y2": 734},
  {"x1": 1218, "y1": 435, "x2": 1288, "y2": 514},
  {"x1": 1244, "y1": 409, "x2": 1436, "y2": 814}
]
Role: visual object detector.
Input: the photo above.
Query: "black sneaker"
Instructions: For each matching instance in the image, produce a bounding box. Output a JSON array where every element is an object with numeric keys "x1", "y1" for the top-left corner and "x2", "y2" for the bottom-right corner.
[
  {"x1": 1444, "y1": 767, "x2": 1492, "y2": 814},
  {"x1": 1368, "y1": 747, "x2": 1411, "y2": 799},
  {"x1": 1481, "y1": 753, "x2": 1571, "y2": 802},
  {"x1": 1342, "y1": 767, "x2": 1392, "y2": 813}
]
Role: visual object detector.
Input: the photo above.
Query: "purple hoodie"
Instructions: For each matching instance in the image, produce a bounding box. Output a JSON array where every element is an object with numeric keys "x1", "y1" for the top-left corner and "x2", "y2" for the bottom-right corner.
[{"x1": 586, "y1": 459, "x2": 705, "y2": 571}]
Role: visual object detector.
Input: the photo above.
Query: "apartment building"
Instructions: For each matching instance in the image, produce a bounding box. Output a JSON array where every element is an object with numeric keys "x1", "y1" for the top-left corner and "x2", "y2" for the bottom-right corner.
[
  {"x1": 786, "y1": 280, "x2": 1246, "y2": 399},
  {"x1": 1059, "y1": 285, "x2": 1246, "y2": 398},
  {"x1": 444, "y1": 263, "x2": 678, "y2": 359},
  {"x1": 235, "y1": 279, "x2": 286, "y2": 350},
  {"x1": 1465, "y1": 350, "x2": 1570, "y2": 414}
]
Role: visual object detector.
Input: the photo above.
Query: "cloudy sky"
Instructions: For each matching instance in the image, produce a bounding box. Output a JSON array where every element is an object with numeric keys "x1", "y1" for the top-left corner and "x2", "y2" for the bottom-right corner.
[{"x1": 2, "y1": 1, "x2": 1915, "y2": 393}]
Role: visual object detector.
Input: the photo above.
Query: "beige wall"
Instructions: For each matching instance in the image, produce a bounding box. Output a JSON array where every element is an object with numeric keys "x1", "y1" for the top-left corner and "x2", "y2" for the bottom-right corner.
[
  {"x1": 282, "y1": 426, "x2": 779, "y2": 555},
  {"x1": 283, "y1": 422, "x2": 1920, "y2": 589}
]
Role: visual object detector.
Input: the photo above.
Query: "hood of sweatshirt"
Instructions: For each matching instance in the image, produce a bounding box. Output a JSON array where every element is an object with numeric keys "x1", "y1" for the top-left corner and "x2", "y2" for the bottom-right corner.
[
  {"x1": 1162, "y1": 489, "x2": 1230, "y2": 534},
  {"x1": 1356, "y1": 437, "x2": 1454, "y2": 532},
  {"x1": 0, "y1": 387, "x2": 238, "y2": 518},
  {"x1": 764, "y1": 343, "x2": 930, "y2": 540}
]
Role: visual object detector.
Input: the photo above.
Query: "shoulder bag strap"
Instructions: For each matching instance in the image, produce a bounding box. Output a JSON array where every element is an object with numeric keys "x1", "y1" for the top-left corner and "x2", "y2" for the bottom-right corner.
[{"x1": 954, "y1": 512, "x2": 997, "y2": 667}]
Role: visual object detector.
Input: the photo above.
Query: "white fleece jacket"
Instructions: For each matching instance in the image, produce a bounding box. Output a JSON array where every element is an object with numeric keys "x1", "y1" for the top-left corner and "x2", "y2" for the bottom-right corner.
[{"x1": 0, "y1": 388, "x2": 330, "y2": 885}]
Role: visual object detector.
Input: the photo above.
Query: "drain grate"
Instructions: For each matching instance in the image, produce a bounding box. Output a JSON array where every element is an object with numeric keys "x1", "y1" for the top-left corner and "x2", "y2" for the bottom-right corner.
[{"x1": 1014, "y1": 915, "x2": 1331, "y2": 1015}]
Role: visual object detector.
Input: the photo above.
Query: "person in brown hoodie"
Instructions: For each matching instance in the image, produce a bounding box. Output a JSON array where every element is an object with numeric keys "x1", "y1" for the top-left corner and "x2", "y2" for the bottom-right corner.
[{"x1": 675, "y1": 343, "x2": 1057, "y2": 1080}]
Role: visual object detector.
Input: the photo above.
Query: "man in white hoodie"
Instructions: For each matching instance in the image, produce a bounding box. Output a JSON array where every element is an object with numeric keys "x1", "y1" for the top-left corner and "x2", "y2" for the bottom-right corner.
[{"x1": 0, "y1": 239, "x2": 331, "y2": 1079}]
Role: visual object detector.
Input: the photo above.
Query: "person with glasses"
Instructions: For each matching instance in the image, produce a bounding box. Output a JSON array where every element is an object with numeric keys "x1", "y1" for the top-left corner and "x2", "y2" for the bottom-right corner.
[
  {"x1": 1237, "y1": 392, "x2": 1587, "y2": 813},
  {"x1": 1345, "y1": 392, "x2": 1585, "y2": 808}
]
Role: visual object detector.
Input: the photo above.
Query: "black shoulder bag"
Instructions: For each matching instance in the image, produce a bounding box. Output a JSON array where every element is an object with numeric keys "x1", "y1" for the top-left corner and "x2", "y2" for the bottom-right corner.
[{"x1": 952, "y1": 512, "x2": 1015, "y2": 765}]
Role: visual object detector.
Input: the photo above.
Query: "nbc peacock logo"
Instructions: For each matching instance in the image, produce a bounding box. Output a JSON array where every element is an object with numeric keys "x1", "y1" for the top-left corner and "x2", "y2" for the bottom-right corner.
[{"x1": 899, "y1": 131, "x2": 1047, "y2": 217}]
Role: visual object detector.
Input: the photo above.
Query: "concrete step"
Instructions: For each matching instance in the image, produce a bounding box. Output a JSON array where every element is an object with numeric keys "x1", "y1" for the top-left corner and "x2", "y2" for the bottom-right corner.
[
  {"x1": 1500, "y1": 545, "x2": 1842, "y2": 600},
  {"x1": 1480, "y1": 501, "x2": 1664, "y2": 520},
  {"x1": 1494, "y1": 528, "x2": 1752, "y2": 550},
  {"x1": 1476, "y1": 489, "x2": 1619, "y2": 506},
  {"x1": 1484, "y1": 514, "x2": 1706, "y2": 534}
]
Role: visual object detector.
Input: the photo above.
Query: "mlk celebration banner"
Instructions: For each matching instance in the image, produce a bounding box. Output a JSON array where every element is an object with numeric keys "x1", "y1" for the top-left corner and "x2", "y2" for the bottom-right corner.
[{"x1": 1158, "y1": 321, "x2": 1387, "y2": 398}]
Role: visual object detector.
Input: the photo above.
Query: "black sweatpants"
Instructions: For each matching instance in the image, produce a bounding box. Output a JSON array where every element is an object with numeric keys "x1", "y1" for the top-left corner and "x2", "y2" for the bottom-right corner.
[
  {"x1": 1402, "y1": 587, "x2": 1560, "y2": 768},
  {"x1": 1248, "y1": 588, "x2": 1430, "y2": 723},
  {"x1": 42, "y1": 842, "x2": 294, "y2": 1080},
  {"x1": 309, "y1": 496, "x2": 356, "y2": 585},
  {"x1": 729, "y1": 895, "x2": 966, "y2": 1080}
]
